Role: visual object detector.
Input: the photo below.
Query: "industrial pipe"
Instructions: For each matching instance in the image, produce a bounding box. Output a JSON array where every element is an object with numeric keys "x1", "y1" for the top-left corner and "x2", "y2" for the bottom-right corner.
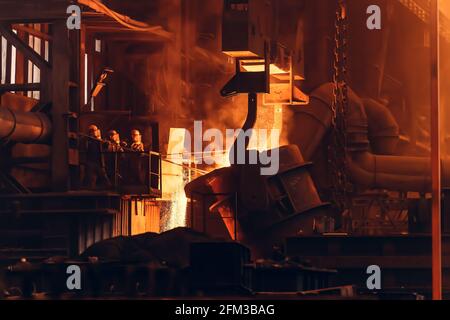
[
  {"x1": 362, "y1": 98, "x2": 400, "y2": 155},
  {"x1": 228, "y1": 93, "x2": 258, "y2": 165},
  {"x1": 287, "y1": 82, "x2": 450, "y2": 192},
  {"x1": 0, "y1": 107, "x2": 52, "y2": 144}
]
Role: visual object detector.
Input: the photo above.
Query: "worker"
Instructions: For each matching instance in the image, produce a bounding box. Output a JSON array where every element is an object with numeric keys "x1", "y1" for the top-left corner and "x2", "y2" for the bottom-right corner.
[
  {"x1": 93, "y1": 125, "x2": 102, "y2": 140},
  {"x1": 88, "y1": 124, "x2": 98, "y2": 138},
  {"x1": 130, "y1": 129, "x2": 145, "y2": 152},
  {"x1": 107, "y1": 130, "x2": 127, "y2": 152},
  {"x1": 106, "y1": 130, "x2": 127, "y2": 185},
  {"x1": 127, "y1": 129, "x2": 146, "y2": 185},
  {"x1": 83, "y1": 124, "x2": 111, "y2": 189}
]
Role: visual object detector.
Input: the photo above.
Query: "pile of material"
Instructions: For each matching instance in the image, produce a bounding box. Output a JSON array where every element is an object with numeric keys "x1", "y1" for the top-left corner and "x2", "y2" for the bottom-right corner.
[{"x1": 81, "y1": 227, "x2": 219, "y2": 267}]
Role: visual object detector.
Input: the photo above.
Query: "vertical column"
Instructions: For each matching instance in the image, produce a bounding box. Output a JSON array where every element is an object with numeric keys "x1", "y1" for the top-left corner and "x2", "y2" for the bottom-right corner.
[
  {"x1": 430, "y1": 0, "x2": 442, "y2": 301},
  {"x1": 51, "y1": 21, "x2": 70, "y2": 191}
]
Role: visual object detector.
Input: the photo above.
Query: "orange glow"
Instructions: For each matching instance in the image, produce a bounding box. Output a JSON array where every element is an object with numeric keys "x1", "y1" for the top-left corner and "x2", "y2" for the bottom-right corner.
[
  {"x1": 222, "y1": 50, "x2": 259, "y2": 58},
  {"x1": 212, "y1": 100, "x2": 282, "y2": 240},
  {"x1": 240, "y1": 62, "x2": 288, "y2": 75}
]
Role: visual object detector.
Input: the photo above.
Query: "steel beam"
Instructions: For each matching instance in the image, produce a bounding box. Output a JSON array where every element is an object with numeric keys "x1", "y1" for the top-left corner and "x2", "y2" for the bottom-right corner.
[
  {"x1": 0, "y1": 0, "x2": 69, "y2": 23},
  {"x1": 430, "y1": 0, "x2": 442, "y2": 301},
  {"x1": 0, "y1": 24, "x2": 51, "y2": 71}
]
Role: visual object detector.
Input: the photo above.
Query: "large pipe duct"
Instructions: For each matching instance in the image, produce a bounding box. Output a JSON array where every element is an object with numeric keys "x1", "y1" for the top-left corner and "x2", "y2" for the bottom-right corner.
[
  {"x1": 287, "y1": 83, "x2": 450, "y2": 193},
  {"x1": 362, "y1": 98, "x2": 400, "y2": 155},
  {"x1": 0, "y1": 107, "x2": 52, "y2": 144}
]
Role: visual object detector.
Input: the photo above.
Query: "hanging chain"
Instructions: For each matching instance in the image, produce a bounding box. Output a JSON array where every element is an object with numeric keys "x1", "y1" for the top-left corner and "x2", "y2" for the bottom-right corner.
[{"x1": 329, "y1": 0, "x2": 350, "y2": 212}]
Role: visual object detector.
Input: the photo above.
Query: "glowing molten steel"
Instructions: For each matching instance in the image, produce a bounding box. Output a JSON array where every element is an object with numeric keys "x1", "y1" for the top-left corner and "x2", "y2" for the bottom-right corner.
[
  {"x1": 168, "y1": 185, "x2": 188, "y2": 230},
  {"x1": 162, "y1": 100, "x2": 283, "y2": 234}
]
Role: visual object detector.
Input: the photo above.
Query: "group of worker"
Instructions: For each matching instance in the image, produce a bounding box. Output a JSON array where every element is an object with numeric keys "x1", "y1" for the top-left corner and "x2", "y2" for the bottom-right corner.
[{"x1": 83, "y1": 125, "x2": 147, "y2": 189}]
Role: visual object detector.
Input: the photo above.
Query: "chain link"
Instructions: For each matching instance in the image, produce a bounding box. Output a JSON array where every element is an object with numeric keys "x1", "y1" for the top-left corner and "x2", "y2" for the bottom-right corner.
[{"x1": 329, "y1": 0, "x2": 351, "y2": 212}]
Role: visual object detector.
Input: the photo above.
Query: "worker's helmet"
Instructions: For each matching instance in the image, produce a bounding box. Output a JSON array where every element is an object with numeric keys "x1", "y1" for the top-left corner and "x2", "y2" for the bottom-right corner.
[
  {"x1": 131, "y1": 129, "x2": 141, "y2": 136},
  {"x1": 131, "y1": 129, "x2": 142, "y2": 143},
  {"x1": 88, "y1": 125, "x2": 99, "y2": 137},
  {"x1": 108, "y1": 130, "x2": 118, "y2": 137}
]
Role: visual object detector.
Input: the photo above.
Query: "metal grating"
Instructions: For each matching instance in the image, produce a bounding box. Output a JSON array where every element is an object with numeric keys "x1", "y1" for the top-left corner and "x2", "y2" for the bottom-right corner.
[
  {"x1": 397, "y1": 0, "x2": 450, "y2": 42},
  {"x1": 397, "y1": 0, "x2": 429, "y2": 22}
]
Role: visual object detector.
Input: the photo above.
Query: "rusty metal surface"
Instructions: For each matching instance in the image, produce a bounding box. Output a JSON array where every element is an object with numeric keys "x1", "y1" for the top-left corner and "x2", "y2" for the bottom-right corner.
[
  {"x1": 0, "y1": 107, "x2": 52, "y2": 144},
  {"x1": 185, "y1": 145, "x2": 327, "y2": 252}
]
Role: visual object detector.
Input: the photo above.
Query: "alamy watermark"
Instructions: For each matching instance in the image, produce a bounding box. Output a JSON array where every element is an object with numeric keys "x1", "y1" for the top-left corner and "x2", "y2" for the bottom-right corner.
[
  {"x1": 66, "y1": 265, "x2": 81, "y2": 290},
  {"x1": 66, "y1": 5, "x2": 81, "y2": 30},
  {"x1": 170, "y1": 121, "x2": 280, "y2": 176},
  {"x1": 366, "y1": 265, "x2": 381, "y2": 290},
  {"x1": 367, "y1": 5, "x2": 382, "y2": 30}
]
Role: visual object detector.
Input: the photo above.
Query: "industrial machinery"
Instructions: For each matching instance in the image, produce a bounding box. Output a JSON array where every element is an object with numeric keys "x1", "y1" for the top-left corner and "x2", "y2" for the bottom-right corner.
[
  {"x1": 0, "y1": 1, "x2": 163, "y2": 264},
  {"x1": 184, "y1": 0, "x2": 450, "y2": 293},
  {"x1": 1, "y1": 0, "x2": 450, "y2": 298}
]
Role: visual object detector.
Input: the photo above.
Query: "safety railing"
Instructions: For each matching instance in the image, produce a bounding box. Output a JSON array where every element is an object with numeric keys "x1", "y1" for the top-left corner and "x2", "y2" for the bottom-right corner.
[{"x1": 79, "y1": 149, "x2": 162, "y2": 196}]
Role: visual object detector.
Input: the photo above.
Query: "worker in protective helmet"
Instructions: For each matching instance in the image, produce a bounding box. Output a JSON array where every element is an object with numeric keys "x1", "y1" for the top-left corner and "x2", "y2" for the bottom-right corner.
[
  {"x1": 107, "y1": 130, "x2": 127, "y2": 152},
  {"x1": 83, "y1": 124, "x2": 110, "y2": 189},
  {"x1": 106, "y1": 129, "x2": 127, "y2": 185},
  {"x1": 127, "y1": 129, "x2": 146, "y2": 185},
  {"x1": 88, "y1": 124, "x2": 100, "y2": 139},
  {"x1": 130, "y1": 129, "x2": 145, "y2": 152}
]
